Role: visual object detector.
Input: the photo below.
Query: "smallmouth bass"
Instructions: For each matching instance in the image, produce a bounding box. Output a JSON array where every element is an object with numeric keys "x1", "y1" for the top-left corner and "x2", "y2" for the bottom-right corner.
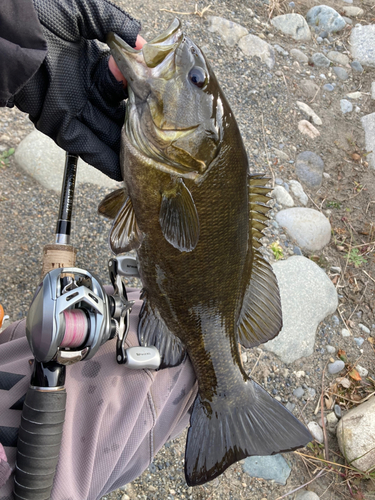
[{"x1": 101, "y1": 19, "x2": 312, "y2": 486}]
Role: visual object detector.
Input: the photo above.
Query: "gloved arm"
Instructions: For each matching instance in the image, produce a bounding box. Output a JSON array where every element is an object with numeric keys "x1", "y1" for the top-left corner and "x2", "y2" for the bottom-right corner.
[{"x1": 13, "y1": 0, "x2": 142, "y2": 181}]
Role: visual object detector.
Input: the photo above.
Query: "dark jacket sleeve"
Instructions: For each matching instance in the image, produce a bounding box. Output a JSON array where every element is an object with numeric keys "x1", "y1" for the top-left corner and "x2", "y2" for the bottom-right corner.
[{"x1": 0, "y1": 0, "x2": 47, "y2": 107}]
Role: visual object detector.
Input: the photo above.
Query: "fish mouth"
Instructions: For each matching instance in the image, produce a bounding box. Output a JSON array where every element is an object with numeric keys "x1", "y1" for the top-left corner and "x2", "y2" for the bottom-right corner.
[{"x1": 107, "y1": 18, "x2": 183, "y2": 99}]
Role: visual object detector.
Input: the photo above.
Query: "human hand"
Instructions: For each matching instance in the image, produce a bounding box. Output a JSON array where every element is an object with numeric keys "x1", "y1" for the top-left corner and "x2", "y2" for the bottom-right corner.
[{"x1": 13, "y1": 0, "x2": 141, "y2": 181}]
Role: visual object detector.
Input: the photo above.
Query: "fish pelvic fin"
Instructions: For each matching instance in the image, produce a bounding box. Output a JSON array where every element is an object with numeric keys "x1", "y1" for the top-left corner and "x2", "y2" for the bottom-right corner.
[
  {"x1": 109, "y1": 197, "x2": 143, "y2": 254},
  {"x1": 138, "y1": 295, "x2": 186, "y2": 368},
  {"x1": 98, "y1": 188, "x2": 128, "y2": 220},
  {"x1": 185, "y1": 379, "x2": 312, "y2": 486},
  {"x1": 237, "y1": 249, "x2": 282, "y2": 348},
  {"x1": 159, "y1": 178, "x2": 199, "y2": 252}
]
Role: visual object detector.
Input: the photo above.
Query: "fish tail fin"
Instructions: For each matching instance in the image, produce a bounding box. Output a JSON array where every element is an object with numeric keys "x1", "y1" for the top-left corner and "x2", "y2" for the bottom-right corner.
[{"x1": 185, "y1": 378, "x2": 312, "y2": 486}]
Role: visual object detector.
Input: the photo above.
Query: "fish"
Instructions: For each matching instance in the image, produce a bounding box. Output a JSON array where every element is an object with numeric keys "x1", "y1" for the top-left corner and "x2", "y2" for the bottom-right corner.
[{"x1": 101, "y1": 19, "x2": 312, "y2": 487}]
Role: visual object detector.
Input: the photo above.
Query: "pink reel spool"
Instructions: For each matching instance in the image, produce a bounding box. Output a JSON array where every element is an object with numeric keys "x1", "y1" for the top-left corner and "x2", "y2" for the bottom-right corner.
[{"x1": 61, "y1": 309, "x2": 89, "y2": 348}]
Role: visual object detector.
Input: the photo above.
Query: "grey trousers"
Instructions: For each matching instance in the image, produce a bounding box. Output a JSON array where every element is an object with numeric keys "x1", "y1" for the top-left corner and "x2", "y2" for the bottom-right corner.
[{"x1": 0, "y1": 288, "x2": 197, "y2": 500}]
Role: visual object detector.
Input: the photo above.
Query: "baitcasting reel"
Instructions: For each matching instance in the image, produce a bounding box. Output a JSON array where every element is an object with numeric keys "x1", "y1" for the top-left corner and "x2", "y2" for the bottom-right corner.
[{"x1": 26, "y1": 255, "x2": 161, "y2": 370}]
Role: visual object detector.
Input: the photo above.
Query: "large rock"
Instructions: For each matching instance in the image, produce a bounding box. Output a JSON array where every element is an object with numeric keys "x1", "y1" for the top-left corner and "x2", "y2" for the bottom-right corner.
[
  {"x1": 361, "y1": 113, "x2": 375, "y2": 169},
  {"x1": 238, "y1": 35, "x2": 275, "y2": 69},
  {"x1": 14, "y1": 130, "x2": 119, "y2": 192},
  {"x1": 271, "y1": 14, "x2": 311, "y2": 41},
  {"x1": 350, "y1": 25, "x2": 375, "y2": 67},
  {"x1": 337, "y1": 397, "x2": 375, "y2": 472},
  {"x1": 263, "y1": 256, "x2": 338, "y2": 364},
  {"x1": 306, "y1": 5, "x2": 346, "y2": 33},
  {"x1": 207, "y1": 17, "x2": 248, "y2": 47},
  {"x1": 275, "y1": 208, "x2": 331, "y2": 252}
]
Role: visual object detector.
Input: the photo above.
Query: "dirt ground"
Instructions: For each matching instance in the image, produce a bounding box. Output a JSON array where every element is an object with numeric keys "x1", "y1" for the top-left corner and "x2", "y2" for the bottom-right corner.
[{"x1": 1, "y1": 0, "x2": 375, "y2": 499}]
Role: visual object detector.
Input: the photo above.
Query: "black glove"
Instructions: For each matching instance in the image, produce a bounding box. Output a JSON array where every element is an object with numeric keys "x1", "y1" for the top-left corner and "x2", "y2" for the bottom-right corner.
[{"x1": 13, "y1": 0, "x2": 141, "y2": 181}]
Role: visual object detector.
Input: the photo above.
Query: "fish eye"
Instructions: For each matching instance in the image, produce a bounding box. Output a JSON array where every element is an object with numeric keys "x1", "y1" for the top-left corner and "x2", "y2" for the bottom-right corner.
[{"x1": 188, "y1": 67, "x2": 206, "y2": 88}]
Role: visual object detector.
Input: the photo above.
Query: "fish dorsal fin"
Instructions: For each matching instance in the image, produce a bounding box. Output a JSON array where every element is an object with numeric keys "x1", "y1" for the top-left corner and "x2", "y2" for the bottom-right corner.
[
  {"x1": 138, "y1": 293, "x2": 186, "y2": 369},
  {"x1": 159, "y1": 178, "x2": 199, "y2": 252},
  {"x1": 98, "y1": 188, "x2": 128, "y2": 220},
  {"x1": 237, "y1": 174, "x2": 282, "y2": 347},
  {"x1": 109, "y1": 197, "x2": 143, "y2": 254},
  {"x1": 248, "y1": 173, "x2": 272, "y2": 249}
]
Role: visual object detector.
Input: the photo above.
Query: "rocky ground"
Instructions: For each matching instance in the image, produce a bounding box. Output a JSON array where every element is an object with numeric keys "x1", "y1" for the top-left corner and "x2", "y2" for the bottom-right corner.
[{"x1": 1, "y1": 0, "x2": 375, "y2": 499}]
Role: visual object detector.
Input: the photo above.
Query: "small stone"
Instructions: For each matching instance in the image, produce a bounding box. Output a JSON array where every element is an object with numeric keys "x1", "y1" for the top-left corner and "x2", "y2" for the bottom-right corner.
[
  {"x1": 326, "y1": 411, "x2": 339, "y2": 431},
  {"x1": 272, "y1": 186, "x2": 294, "y2": 207},
  {"x1": 354, "y1": 337, "x2": 365, "y2": 348},
  {"x1": 323, "y1": 83, "x2": 334, "y2": 92},
  {"x1": 356, "y1": 365, "x2": 368, "y2": 377},
  {"x1": 327, "y1": 51, "x2": 350, "y2": 66},
  {"x1": 328, "y1": 360, "x2": 345, "y2": 374},
  {"x1": 289, "y1": 180, "x2": 308, "y2": 205},
  {"x1": 341, "y1": 328, "x2": 351, "y2": 337},
  {"x1": 306, "y1": 6, "x2": 346, "y2": 33},
  {"x1": 121, "y1": 495, "x2": 130, "y2": 500},
  {"x1": 351, "y1": 61, "x2": 363, "y2": 73},
  {"x1": 298, "y1": 120, "x2": 320, "y2": 139},
  {"x1": 274, "y1": 44, "x2": 289, "y2": 56},
  {"x1": 359, "y1": 323, "x2": 371, "y2": 334},
  {"x1": 295, "y1": 151, "x2": 324, "y2": 190},
  {"x1": 342, "y1": 16, "x2": 353, "y2": 25},
  {"x1": 334, "y1": 404, "x2": 342, "y2": 419},
  {"x1": 290, "y1": 48, "x2": 309, "y2": 63},
  {"x1": 299, "y1": 79, "x2": 319, "y2": 99},
  {"x1": 346, "y1": 91, "x2": 362, "y2": 99},
  {"x1": 371, "y1": 82, "x2": 375, "y2": 100},
  {"x1": 341, "y1": 6, "x2": 364, "y2": 17},
  {"x1": 207, "y1": 17, "x2": 249, "y2": 47},
  {"x1": 295, "y1": 492, "x2": 320, "y2": 500},
  {"x1": 340, "y1": 99, "x2": 353, "y2": 114},
  {"x1": 307, "y1": 387, "x2": 316, "y2": 399},
  {"x1": 293, "y1": 386, "x2": 305, "y2": 398},
  {"x1": 326, "y1": 345, "x2": 336, "y2": 354},
  {"x1": 293, "y1": 246, "x2": 302, "y2": 255},
  {"x1": 286, "y1": 402, "x2": 295, "y2": 412},
  {"x1": 311, "y1": 52, "x2": 331, "y2": 67},
  {"x1": 241, "y1": 352, "x2": 248, "y2": 363},
  {"x1": 271, "y1": 14, "x2": 311, "y2": 41},
  {"x1": 333, "y1": 67, "x2": 349, "y2": 81},
  {"x1": 308, "y1": 421, "x2": 324, "y2": 443},
  {"x1": 243, "y1": 454, "x2": 291, "y2": 485},
  {"x1": 273, "y1": 148, "x2": 289, "y2": 160},
  {"x1": 238, "y1": 34, "x2": 275, "y2": 69},
  {"x1": 296, "y1": 102, "x2": 322, "y2": 125}
]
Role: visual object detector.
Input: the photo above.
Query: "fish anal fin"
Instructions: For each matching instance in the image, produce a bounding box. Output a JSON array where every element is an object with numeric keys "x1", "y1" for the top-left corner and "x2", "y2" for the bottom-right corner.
[
  {"x1": 138, "y1": 296, "x2": 186, "y2": 369},
  {"x1": 98, "y1": 188, "x2": 128, "y2": 219},
  {"x1": 159, "y1": 178, "x2": 199, "y2": 252},
  {"x1": 238, "y1": 250, "x2": 282, "y2": 348},
  {"x1": 109, "y1": 197, "x2": 143, "y2": 254},
  {"x1": 185, "y1": 379, "x2": 312, "y2": 486}
]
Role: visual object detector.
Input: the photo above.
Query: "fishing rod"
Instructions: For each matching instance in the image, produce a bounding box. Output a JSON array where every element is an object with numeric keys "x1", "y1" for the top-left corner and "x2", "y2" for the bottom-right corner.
[{"x1": 14, "y1": 152, "x2": 160, "y2": 500}]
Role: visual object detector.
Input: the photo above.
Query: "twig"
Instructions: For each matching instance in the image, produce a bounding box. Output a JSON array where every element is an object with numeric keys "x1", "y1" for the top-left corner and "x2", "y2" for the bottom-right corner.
[
  {"x1": 347, "y1": 282, "x2": 368, "y2": 322},
  {"x1": 261, "y1": 114, "x2": 275, "y2": 187},
  {"x1": 274, "y1": 468, "x2": 327, "y2": 499},
  {"x1": 321, "y1": 363, "x2": 329, "y2": 461},
  {"x1": 160, "y1": 3, "x2": 211, "y2": 17},
  {"x1": 337, "y1": 307, "x2": 351, "y2": 335},
  {"x1": 363, "y1": 270, "x2": 375, "y2": 284},
  {"x1": 327, "y1": 391, "x2": 375, "y2": 405},
  {"x1": 250, "y1": 350, "x2": 263, "y2": 376},
  {"x1": 294, "y1": 451, "x2": 354, "y2": 471},
  {"x1": 309, "y1": 85, "x2": 321, "y2": 104},
  {"x1": 347, "y1": 184, "x2": 366, "y2": 200},
  {"x1": 306, "y1": 192, "x2": 322, "y2": 212}
]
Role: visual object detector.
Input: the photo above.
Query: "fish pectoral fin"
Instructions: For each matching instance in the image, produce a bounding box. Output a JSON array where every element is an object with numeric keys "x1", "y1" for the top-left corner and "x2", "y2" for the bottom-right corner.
[
  {"x1": 98, "y1": 188, "x2": 128, "y2": 220},
  {"x1": 159, "y1": 178, "x2": 199, "y2": 252},
  {"x1": 109, "y1": 197, "x2": 143, "y2": 254},
  {"x1": 237, "y1": 250, "x2": 282, "y2": 348},
  {"x1": 138, "y1": 295, "x2": 186, "y2": 369},
  {"x1": 185, "y1": 380, "x2": 312, "y2": 487}
]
